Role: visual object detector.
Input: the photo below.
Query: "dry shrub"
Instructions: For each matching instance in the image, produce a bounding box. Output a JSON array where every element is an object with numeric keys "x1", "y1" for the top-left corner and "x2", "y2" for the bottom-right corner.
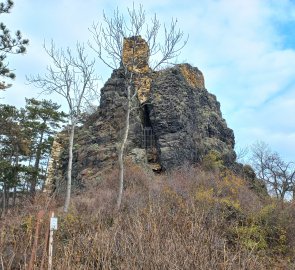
[
  {"x1": 1, "y1": 164, "x2": 295, "y2": 269},
  {"x1": 53, "y1": 196, "x2": 265, "y2": 270}
]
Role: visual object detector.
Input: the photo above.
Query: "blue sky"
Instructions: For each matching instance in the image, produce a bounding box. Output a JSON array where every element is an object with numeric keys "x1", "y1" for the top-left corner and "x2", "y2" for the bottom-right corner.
[{"x1": 1, "y1": 0, "x2": 295, "y2": 162}]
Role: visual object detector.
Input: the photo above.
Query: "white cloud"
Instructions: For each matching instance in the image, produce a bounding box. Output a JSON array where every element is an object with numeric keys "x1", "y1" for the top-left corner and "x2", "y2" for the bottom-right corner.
[{"x1": 1, "y1": 0, "x2": 295, "y2": 161}]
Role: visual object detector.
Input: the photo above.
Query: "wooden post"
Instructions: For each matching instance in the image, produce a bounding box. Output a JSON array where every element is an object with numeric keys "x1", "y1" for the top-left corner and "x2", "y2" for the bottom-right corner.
[
  {"x1": 48, "y1": 211, "x2": 54, "y2": 270},
  {"x1": 40, "y1": 218, "x2": 50, "y2": 270},
  {"x1": 28, "y1": 210, "x2": 45, "y2": 270}
]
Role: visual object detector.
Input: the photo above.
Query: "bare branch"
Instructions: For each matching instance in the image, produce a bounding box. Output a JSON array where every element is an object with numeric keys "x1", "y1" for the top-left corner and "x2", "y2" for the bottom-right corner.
[
  {"x1": 89, "y1": 4, "x2": 188, "y2": 72},
  {"x1": 27, "y1": 41, "x2": 99, "y2": 212},
  {"x1": 251, "y1": 141, "x2": 295, "y2": 201}
]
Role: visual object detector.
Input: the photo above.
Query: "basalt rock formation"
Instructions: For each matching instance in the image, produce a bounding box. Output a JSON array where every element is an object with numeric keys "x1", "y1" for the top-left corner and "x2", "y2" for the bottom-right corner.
[
  {"x1": 148, "y1": 64, "x2": 235, "y2": 170},
  {"x1": 46, "y1": 36, "x2": 236, "y2": 187}
]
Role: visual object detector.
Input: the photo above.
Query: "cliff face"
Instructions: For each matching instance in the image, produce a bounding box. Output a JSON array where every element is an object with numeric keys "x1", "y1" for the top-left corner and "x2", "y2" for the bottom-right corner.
[
  {"x1": 46, "y1": 37, "x2": 236, "y2": 186},
  {"x1": 148, "y1": 64, "x2": 235, "y2": 170}
]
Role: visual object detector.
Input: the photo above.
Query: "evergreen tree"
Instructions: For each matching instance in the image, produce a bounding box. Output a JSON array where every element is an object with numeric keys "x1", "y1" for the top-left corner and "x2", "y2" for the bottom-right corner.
[
  {"x1": 0, "y1": 104, "x2": 28, "y2": 214},
  {"x1": 0, "y1": 0, "x2": 29, "y2": 90},
  {"x1": 0, "y1": 99, "x2": 65, "y2": 214},
  {"x1": 24, "y1": 98, "x2": 66, "y2": 195}
]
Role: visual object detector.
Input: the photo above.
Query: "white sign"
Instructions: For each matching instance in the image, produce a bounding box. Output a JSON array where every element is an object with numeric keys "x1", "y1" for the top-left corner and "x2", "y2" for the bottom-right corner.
[{"x1": 50, "y1": 217, "x2": 58, "y2": 230}]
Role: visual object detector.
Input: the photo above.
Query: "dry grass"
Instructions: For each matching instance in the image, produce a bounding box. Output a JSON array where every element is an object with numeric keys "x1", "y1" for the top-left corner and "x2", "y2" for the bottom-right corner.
[{"x1": 1, "y1": 164, "x2": 295, "y2": 269}]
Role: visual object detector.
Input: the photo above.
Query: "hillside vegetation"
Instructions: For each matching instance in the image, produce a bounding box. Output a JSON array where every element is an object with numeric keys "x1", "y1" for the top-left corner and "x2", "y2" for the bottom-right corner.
[{"x1": 1, "y1": 162, "x2": 295, "y2": 269}]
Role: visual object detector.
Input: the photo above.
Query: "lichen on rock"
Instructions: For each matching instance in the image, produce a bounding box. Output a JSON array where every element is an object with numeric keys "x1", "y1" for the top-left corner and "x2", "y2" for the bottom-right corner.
[
  {"x1": 122, "y1": 36, "x2": 150, "y2": 73},
  {"x1": 122, "y1": 36, "x2": 152, "y2": 104},
  {"x1": 179, "y1": 64, "x2": 205, "y2": 89}
]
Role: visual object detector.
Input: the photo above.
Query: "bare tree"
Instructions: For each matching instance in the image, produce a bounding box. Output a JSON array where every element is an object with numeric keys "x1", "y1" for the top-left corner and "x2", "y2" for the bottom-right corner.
[
  {"x1": 89, "y1": 4, "x2": 187, "y2": 209},
  {"x1": 235, "y1": 146, "x2": 249, "y2": 164},
  {"x1": 251, "y1": 141, "x2": 295, "y2": 201},
  {"x1": 27, "y1": 42, "x2": 98, "y2": 212}
]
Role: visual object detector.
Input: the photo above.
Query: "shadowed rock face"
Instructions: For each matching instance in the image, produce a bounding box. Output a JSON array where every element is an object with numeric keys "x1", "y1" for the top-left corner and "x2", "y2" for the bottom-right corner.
[
  {"x1": 77, "y1": 63, "x2": 234, "y2": 178},
  {"x1": 46, "y1": 37, "x2": 236, "y2": 186},
  {"x1": 148, "y1": 64, "x2": 235, "y2": 170}
]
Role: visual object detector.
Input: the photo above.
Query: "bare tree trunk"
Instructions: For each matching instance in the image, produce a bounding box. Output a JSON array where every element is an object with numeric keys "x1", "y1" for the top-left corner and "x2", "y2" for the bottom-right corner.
[
  {"x1": 1, "y1": 183, "x2": 7, "y2": 217},
  {"x1": 64, "y1": 121, "x2": 75, "y2": 212},
  {"x1": 0, "y1": 187, "x2": 2, "y2": 212},
  {"x1": 5, "y1": 185, "x2": 9, "y2": 212},
  {"x1": 117, "y1": 84, "x2": 132, "y2": 209},
  {"x1": 42, "y1": 156, "x2": 50, "y2": 191},
  {"x1": 12, "y1": 186, "x2": 16, "y2": 207},
  {"x1": 31, "y1": 129, "x2": 45, "y2": 196},
  {"x1": 13, "y1": 147, "x2": 19, "y2": 207}
]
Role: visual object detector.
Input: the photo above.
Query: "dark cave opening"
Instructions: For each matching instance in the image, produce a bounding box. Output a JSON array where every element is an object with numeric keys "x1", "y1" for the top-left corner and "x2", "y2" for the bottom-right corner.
[
  {"x1": 142, "y1": 104, "x2": 155, "y2": 149},
  {"x1": 143, "y1": 104, "x2": 152, "y2": 128},
  {"x1": 141, "y1": 104, "x2": 162, "y2": 172}
]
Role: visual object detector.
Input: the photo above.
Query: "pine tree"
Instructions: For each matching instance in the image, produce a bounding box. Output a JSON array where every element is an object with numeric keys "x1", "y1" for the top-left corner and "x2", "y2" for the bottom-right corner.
[
  {"x1": 24, "y1": 98, "x2": 66, "y2": 196},
  {"x1": 0, "y1": 99, "x2": 65, "y2": 213},
  {"x1": 0, "y1": 104, "x2": 28, "y2": 214},
  {"x1": 0, "y1": 0, "x2": 29, "y2": 90}
]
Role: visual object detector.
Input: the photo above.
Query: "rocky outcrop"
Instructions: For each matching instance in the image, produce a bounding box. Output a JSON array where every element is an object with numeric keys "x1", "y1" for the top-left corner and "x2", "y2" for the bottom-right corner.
[
  {"x1": 47, "y1": 37, "x2": 236, "y2": 185},
  {"x1": 123, "y1": 36, "x2": 151, "y2": 104},
  {"x1": 148, "y1": 64, "x2": 235, "y2": 170},
  {"x1": 44, "y1": 133, "x2": 67, "y2": 192}
]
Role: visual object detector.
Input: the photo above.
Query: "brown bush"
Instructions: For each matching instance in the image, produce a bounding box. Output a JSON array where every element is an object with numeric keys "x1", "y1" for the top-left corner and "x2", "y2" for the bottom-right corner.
[{"x1": 1, "y1": 164, "x2": 295, "y2": 269}]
